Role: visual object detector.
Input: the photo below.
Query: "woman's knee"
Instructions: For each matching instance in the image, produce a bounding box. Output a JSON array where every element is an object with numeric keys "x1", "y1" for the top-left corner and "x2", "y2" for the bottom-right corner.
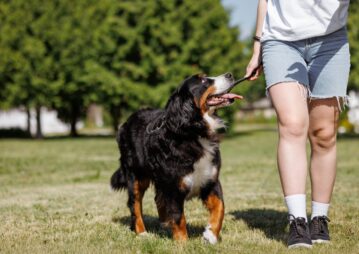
[
  {"x1": 309, "y1": 126, "x2": 337, "y2": 151},
  {"x1": 278, "y1": 116, "x2": 308, "y2": 140}
]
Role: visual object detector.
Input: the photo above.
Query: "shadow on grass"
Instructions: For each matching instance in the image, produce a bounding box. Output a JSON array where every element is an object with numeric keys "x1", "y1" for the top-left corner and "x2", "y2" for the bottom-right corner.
[
  {"x1": 113, "y1": 215, "x2": 204, "y2": 239},
  {"x1": 229, "y1": 208, "x2": 288, "y2": 244}
]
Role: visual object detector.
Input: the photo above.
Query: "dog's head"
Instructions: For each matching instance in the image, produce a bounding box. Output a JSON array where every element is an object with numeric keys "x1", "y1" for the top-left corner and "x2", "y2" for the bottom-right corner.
[{"x1": 165, "y1": 73, "x2": 243, "y2": 136}]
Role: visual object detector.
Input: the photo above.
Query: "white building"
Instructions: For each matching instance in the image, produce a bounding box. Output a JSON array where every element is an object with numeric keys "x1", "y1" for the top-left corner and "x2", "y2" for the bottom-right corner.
[{"x1": 0, "y1": 107, "x2": 77, "y2": 135}]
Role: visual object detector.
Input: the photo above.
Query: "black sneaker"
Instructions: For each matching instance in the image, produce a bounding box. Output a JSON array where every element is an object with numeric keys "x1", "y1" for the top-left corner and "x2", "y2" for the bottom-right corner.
[
  {"x1": 287, "y1": 215, "x2": 312, "y2": 249},
  {"x1": 310, "y1": 216, "x2": 330, "y2": 243}
]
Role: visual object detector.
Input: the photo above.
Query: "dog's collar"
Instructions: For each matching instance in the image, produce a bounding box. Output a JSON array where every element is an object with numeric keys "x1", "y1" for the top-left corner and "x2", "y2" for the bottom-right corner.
[{"x1": 146, "y1": 115, "x2": 166, "y2": 134}]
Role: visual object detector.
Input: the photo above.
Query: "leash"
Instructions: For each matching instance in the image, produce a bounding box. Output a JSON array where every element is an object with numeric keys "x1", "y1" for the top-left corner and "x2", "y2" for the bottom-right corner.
[{"x1": 231, "y1": 68, "x2": 259, "y2": 87}]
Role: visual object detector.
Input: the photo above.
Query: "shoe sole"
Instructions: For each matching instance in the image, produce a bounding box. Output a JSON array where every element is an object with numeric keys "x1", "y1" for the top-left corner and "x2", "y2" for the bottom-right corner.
[
  {"x1": 312, "y1": 239, "x2": 330, "y2": 244},
  {"x1": 288, "y1": 243, "x2": 313, "y2": 249}
]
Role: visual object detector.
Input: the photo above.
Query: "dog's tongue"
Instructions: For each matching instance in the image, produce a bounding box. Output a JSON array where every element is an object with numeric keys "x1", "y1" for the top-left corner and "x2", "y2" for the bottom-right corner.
[{"x1": 221, "y1": 93, "x2": 243, "y2": 100}]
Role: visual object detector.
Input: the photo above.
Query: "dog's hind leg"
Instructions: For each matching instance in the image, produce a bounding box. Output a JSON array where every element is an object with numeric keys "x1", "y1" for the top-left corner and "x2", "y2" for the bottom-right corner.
[
  {"x1": 200, "y1": 181, "x2": 225, "y2": 244},
  {"x1": 127, "y1": 174, "x2": 150, "y2": 235},
  {"x1": 156, "y1": 189, "x2": 188, "y2": 241},
  {"x1": 155, "y1": 191, "x2": 168, "y2": 228}
]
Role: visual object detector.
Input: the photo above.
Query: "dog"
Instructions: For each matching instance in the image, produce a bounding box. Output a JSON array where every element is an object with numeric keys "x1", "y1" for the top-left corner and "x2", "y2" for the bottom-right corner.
[{"x1": 110, "y1": 73, "x2": 242, "y2": 244}]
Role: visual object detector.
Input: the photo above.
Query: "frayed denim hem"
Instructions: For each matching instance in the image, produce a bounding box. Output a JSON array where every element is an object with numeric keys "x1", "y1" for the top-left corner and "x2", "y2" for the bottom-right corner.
[
  {"x1": 265, "y1": 81, "x2": 349, "y2": 112},
  {"x1": 309, "y1": 95, "x2": 349, "y2": 112}
]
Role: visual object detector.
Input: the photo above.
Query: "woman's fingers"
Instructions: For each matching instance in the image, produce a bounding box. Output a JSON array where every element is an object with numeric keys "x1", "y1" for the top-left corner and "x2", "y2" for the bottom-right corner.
[{"x1": 249, "y1": 65, "x2": 263, "y2": 80}]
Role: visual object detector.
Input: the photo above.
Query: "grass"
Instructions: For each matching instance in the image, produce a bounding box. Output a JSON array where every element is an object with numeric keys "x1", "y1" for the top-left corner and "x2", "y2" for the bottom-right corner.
[{"x1": 0, "y1": 126, "x2": 358, "y2": 253}]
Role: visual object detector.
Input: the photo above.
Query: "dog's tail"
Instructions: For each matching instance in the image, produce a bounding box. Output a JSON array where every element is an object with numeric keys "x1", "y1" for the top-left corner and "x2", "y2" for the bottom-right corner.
[{"x1": 110, "y1": 167, "x2": 127, "y2": 191}]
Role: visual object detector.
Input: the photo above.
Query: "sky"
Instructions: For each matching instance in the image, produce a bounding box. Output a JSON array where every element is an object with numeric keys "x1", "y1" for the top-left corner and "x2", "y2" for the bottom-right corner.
[{"x1": 221, "y1": 0, "x2": 259, "y2": 40}]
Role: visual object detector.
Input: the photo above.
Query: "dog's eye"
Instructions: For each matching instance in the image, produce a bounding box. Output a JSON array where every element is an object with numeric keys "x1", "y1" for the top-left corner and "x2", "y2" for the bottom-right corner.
[{"x1": 201, "y1": 78, "x2": 207, "y2": 84}]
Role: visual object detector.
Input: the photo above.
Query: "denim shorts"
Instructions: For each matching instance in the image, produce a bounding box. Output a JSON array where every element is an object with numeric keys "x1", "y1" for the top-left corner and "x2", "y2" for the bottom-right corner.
[{"x1": 262, "y1": 27, "x2": 350, "y2": 100}]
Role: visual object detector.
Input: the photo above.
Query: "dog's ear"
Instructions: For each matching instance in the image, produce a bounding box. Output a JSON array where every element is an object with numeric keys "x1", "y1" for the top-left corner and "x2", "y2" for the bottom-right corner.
[
  {"x1": 165, "y1": 89, "x2": 206, "y2": 135},
  {"x1": 165, "y1": 92, "x2": 193, "y2": 128}
]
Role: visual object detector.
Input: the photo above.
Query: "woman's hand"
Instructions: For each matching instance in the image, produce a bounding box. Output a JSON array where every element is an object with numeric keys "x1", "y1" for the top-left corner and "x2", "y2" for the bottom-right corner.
[{"x1": 245, "y1": 41, "x2": 262, "y2": 80}]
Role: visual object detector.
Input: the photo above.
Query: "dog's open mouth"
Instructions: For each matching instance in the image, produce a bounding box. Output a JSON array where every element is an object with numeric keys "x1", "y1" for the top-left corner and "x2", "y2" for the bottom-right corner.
[{"x1": 207, "y1": 93, "x2": 243, "y2": 107}]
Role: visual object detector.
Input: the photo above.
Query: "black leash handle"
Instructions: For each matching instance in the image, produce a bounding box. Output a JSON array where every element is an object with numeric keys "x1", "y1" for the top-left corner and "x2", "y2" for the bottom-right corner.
[{"x1": 232, "y1": 67, "x2": 259, "y2": 86}]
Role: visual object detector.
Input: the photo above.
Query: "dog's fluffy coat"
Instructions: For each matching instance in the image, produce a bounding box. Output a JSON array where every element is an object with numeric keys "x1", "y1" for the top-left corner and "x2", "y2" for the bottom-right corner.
[{"x1": 111, "y1": 73, "x2": 240, "y2": 243}]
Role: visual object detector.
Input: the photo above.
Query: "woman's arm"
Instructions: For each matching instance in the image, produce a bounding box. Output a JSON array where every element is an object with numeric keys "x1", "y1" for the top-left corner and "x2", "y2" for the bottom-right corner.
[{"x1": 245, "y1": 0, "x2": 267, "y2": 80}]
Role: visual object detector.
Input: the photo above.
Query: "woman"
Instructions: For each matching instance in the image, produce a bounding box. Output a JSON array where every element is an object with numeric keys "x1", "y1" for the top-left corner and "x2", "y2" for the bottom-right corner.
[{"x1": 246, "y1": 0, "x2": 351, "y2": 249}]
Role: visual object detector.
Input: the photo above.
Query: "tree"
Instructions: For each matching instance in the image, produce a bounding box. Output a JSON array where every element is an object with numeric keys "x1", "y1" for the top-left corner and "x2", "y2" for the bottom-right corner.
[
  {"x1": 87, "y1": 0, "x2": 247, "y2": 132},
  {"x1": 45, "y1": 0, "x2": 101, "y2": 137},
  {"x1": 0, "y1": 0, "x2": 247, "y2": 135},
  {"x1": 0, "y1": 0, "x2": 100, "y2": 137},
  {"x1": 348, "y1": 2, "x2": 359, "y2": 91},
  {"x1": 0, "y1": 0, "x2": 61, "y2": 138}
]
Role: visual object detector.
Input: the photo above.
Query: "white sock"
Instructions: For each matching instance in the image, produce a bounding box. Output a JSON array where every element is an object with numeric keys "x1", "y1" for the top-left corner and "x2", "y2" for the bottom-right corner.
[
  {"x1": 285, "y1": 194, "x2": 307, "y2": 222},
  {"x1": 311, "y1": 201, "x2": 330, "y2": 219}
]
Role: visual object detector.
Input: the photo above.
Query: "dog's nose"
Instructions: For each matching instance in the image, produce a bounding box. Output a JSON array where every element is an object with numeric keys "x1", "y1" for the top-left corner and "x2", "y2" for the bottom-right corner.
[{"x1": 225, "y1": 72, "x2": 233, "y2": 79}]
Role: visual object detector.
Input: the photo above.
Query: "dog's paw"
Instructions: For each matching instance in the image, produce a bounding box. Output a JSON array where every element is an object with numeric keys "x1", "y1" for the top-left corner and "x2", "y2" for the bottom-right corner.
[{"x1": 202, "y1": 225, "x2": 218, "y2": 244}]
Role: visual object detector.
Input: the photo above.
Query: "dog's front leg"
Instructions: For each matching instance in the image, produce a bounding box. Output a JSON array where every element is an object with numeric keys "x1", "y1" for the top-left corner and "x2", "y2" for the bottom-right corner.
[
  {"x1": 171, "y1": 210, "x2": 188, "y2": 242},
  {"x1": 201, "y1": 181, "x2": 225, "y2": 244}
]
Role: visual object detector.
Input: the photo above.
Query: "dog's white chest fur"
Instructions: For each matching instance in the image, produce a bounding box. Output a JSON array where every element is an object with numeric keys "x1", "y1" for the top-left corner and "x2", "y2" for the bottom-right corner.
[{"x1": 183, "y1": 138, "x2": 218, "y2": 199}]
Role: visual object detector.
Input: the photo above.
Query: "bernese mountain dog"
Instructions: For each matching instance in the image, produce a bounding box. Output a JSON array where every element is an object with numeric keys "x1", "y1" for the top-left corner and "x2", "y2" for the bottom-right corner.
[{"x1": 110, "y1": 73, "x2": 242, "y2": 244}]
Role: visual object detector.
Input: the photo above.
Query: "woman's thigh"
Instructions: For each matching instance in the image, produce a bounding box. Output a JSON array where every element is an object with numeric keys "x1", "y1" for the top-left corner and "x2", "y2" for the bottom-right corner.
[
  {"x1": 269, "y1": 83, "x2": 309, "y2": 130},
  {"x1": 262, "y1": 39, "x2": 310, "y2": 126}
]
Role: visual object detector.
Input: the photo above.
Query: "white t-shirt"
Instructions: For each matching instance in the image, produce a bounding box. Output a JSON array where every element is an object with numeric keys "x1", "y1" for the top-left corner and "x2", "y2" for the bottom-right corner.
[{"x1": 262, "y1": 0, "x2": 350, "y2": 41}]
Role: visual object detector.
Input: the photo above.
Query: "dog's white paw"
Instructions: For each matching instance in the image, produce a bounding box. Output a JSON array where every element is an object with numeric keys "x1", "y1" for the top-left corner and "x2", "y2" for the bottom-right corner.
[{"x1": 202, "y1": 225, "x2": 218, "y2": 244}]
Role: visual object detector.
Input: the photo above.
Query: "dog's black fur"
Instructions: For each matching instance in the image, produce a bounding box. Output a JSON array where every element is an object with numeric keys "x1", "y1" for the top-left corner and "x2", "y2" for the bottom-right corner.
[{"x1": 111, "y1": 73, "x2": 237, "y2": 243}]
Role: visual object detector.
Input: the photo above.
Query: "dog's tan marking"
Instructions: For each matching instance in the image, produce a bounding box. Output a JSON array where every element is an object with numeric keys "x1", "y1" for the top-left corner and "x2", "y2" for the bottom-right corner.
[
  {"x1": 204, "y1": 194, "x2": 224, "y2": 238},
  {"x1": 171, "y1": 213, "x2": 188, "y2": 241},
  {"x1": 199, "y1": 86, "x2": 216, "y2": 114},
  {"x1": 133, "y1": 179, "x2": 150, "y2": 234}
]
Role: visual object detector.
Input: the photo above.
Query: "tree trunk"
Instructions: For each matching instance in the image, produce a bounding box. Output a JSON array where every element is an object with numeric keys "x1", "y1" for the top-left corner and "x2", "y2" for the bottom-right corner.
[
  {"x1": 70, "y1": 104, "x2": 79, "y2": 137},
  {"x1": 110, "y1": 105, "x2": 121, "y2": 133},
  {"x1": 26, "y1": 107, "x2": 32, "y2": 137},
  {"x1": 70, "y1": 114, "x2": 78, "y2": 137},
  {"x1": 35, "y1": 106, "x2": 43, "y2": 139}
]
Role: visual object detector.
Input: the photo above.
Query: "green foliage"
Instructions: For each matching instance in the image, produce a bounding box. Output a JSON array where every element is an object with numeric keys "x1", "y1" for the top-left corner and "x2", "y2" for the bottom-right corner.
[
  {"x1": 87, "y1": 0, "x2": 247, "y2": 127},
  {"x1": 0, "y1": 0, "x2": 248, "y2": 133},
  {"x1": 0, "y1": 0, "x2": 61, "y2": 109},
  {"x1": 348, "y1": 2, "x2": 359, "y2": 91}
]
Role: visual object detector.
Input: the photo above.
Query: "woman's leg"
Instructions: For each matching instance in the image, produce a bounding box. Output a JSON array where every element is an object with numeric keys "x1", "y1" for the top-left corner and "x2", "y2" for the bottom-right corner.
[
  {"x1": 270, "y1": 83, "x2": 313, "y2": 248},
  {"x1": 308, "y1": 98, "x2": 340, "y2": 204},
  {"x1": 269, "y1": 83, "x2": 309, "y2": 196},
  {"x1": 307, "y1": 98, "x2": 339, "y2": 243}
]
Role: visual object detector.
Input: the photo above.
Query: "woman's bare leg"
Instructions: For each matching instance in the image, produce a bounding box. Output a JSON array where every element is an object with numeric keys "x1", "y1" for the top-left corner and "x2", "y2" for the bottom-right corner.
[
  {"x1": 269, "y1": 83, "x2": 309, "y2": 196},
  {"x1": 308, "y1": 98, "x2": 340, "y2": 204}
]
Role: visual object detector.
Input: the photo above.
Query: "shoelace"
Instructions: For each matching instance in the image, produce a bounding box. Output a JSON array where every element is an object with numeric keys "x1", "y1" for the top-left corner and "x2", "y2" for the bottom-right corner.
[
  {"x1": 288, "y1": 214, "x2": 307, "y2": 237},
  {"x1": 312, "y1": 216, "x2": 330, "y2": 233}
]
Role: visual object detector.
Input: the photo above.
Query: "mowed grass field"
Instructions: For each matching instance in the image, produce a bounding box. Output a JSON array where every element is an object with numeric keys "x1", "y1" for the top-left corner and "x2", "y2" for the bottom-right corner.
[{"x1": 1, "y1": 128, "x2": 358, "y2": 254}]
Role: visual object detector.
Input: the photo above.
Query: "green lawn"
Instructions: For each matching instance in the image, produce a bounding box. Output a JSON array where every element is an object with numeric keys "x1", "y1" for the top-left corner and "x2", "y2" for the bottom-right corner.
[{"x1": 0, "y1": 128, "x2": 358, "y2": 253}]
